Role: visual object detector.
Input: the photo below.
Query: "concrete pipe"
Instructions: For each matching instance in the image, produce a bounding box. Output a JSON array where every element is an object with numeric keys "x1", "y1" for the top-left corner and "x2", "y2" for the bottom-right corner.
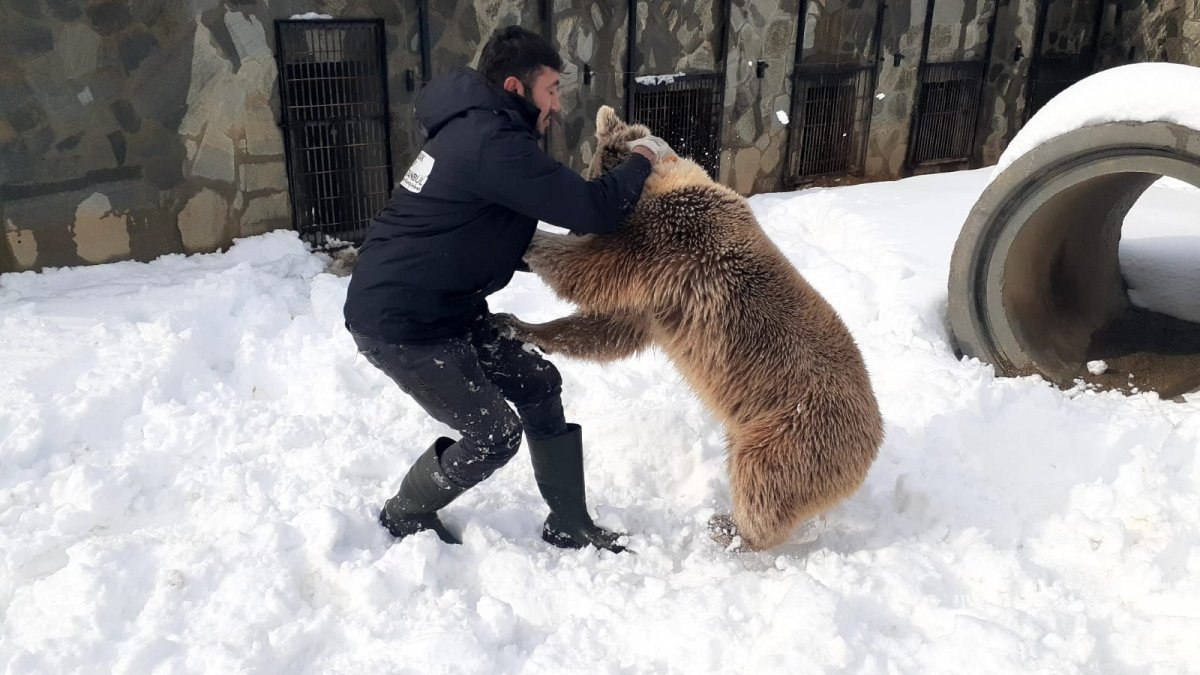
[{"x1": 948, "y1": 121, "x2": 1200, "y2": 397}]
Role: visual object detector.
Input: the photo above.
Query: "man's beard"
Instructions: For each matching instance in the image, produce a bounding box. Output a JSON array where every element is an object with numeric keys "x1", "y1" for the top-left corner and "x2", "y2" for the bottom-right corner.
[{"x1": 519, "y1": 89, "x2": 554, "y2": 136}]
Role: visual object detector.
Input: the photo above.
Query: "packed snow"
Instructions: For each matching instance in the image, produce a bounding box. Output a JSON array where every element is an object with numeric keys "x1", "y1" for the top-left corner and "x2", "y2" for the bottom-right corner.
[
  {"x1": 1121, "y1": 184, "x2": 1200, "y2": 322},
  {"x1": 2, "y1": 170, "x2": 1200, "y2": 674},
  {"x1": 634, "y1": 72, "x2": 687, "y2": 86}
]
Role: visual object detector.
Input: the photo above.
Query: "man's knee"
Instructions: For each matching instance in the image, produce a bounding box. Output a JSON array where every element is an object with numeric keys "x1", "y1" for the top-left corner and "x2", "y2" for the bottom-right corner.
[
  {"x1": 441, "y1": 416, "x2": 524, "y2": 487},
  {"x1": 522, "y1": 359, "x2": 563, "y2": 403}
]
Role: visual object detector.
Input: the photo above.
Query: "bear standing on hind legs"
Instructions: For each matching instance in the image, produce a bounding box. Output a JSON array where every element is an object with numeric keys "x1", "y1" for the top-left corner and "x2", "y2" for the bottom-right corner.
[{"x1": 502, "y1": 106, "x2": 884, "y2": 551}]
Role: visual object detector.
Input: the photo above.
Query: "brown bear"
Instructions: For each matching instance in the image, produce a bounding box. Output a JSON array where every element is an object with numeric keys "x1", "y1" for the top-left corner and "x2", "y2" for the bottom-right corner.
[{"x1": 501, "y1": 106, "x2": 883, "y2": 550}]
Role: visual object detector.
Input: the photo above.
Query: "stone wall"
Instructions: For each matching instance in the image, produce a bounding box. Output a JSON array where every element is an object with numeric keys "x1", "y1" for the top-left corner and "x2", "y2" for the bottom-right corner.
[
  {"x1": 720, "y1": 0, "x2": 803, "y2": 194},
  {"x1": 547, "y1": 0, "x2": 628, "y2": 173},
  {"x1": 3, "y1": 0, "x2": 1200, "y2": 274},
  {"x1": 980, "y1": 0, "x2": 1200, "y2": 165},
  {"x1": 1097, "y1": 0, "x2": 1199, "y2": 67},
  {"x1": 799, "y1": 0, "x2": 882, "y2": 65},
  {"x1": 977, "y1": 0, "x2": 1037, "y2": 164},
  {"x1": 865, "y1": 0, "x2": 927, "y2": 179},
  {"x1": 427, "y1": 1, "x2": 539, "y2": 78},
  {"x1": 635, "y1": 0, "x2": 724, "y2": 72},
  {"x1": 0, "y1": 0, "x2": 425, "y2": 273},
  {"x1": 863, "y1": 0, "x2": 999, "y2": 179}
]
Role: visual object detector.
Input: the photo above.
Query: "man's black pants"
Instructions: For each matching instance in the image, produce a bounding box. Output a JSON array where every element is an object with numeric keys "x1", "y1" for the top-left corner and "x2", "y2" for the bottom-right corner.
[{"x1": 349, "y1": 311, "x2": 567, "y2": 488}]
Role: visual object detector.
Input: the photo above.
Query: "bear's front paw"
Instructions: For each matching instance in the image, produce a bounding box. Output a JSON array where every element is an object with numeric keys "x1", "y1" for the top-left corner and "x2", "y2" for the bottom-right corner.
[
  {"x1": 491, "y1": 312, "x2": 523, "y2": 337},
  {"x1": 492, "y1": 313, "x2": 551, "y2": 352}
]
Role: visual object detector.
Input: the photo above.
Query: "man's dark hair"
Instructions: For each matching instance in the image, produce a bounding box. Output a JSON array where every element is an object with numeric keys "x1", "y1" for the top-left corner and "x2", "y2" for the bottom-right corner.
[{"x1": 477, "y1": 25, "x2": 563, "y2": 91}]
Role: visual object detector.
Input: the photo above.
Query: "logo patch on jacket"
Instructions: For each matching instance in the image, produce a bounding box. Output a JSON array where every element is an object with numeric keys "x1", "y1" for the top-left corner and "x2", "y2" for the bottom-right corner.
[{"x1": 401, "y1": 151, "x2": 435, "y2": 193}]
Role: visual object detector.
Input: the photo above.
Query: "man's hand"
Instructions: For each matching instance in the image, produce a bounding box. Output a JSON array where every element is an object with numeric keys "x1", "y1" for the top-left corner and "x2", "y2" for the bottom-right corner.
[
  {"x1": 627, "y1": 135, "x2": 676, "y2": 164},
  {"x1": 630, "y1": 145, "x2": 656, "y2": 163}
]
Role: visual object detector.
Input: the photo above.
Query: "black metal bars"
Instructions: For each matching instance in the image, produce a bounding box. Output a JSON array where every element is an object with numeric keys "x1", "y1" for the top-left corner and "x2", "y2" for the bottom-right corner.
[
  {"x1": 275, "y1": 19, "x2": 393, "y2": 246},
  {"x1": 628, "y1": 72, "x2": 726, "y2": 179},
  {"x1": 785, "y1": 64, "x2": 875, "y2": 183},
  {"x1": 908, "y1": 59, "x2": 987, "y2": 166}
]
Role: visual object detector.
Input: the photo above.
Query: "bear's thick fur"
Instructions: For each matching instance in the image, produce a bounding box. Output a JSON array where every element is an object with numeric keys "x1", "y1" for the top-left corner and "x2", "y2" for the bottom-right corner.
[{"x1": 504, "y1": 106, "x2": 883, "y2": 550}]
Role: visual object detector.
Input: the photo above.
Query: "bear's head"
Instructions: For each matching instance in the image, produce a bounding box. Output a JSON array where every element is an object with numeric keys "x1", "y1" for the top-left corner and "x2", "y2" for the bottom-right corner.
[{"x1": 585, "y1": 105, "x2": 654, "y2": 180}]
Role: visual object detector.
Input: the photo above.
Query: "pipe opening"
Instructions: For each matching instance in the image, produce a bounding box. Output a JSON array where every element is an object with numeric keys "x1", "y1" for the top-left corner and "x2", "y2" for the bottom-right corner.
[{"x1": 1002, "y1": 170, "x2": 1200, "y2": 397}]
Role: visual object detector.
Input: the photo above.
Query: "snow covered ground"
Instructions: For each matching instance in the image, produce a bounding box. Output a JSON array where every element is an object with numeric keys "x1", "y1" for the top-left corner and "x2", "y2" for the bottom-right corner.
[{"x1": 2, "y1": 169, "x2": 1200, "y2": 674}]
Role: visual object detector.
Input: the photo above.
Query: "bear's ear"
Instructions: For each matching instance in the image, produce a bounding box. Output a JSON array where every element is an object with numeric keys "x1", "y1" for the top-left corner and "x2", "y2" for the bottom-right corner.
[{"x1": 595, "y1": 105, "x2": 622, "y2": 139}]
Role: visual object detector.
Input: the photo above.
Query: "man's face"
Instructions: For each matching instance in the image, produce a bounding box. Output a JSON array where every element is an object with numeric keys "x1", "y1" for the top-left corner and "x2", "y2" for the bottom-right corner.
[{"x1": 504, "y1": 66, "x2": 561, "y2": 134}]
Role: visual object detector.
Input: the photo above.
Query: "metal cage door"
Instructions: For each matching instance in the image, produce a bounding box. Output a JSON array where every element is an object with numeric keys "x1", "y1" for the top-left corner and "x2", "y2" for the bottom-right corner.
[
  {"x1": 1025, "y1": 0, "x2": 1105, "y2": 122},
  {"x1": 784, "y1": 0, "x2": 886, "y2": 185},
  {"x1": 627, "y1": 73, "x2": 726, "y2": 179},
  {"x1": 275, "y1": 19, "x2": 393, "y2": 246},
  {"x1": 906, "y1": 0, "x2": 999, "y2": 168}
]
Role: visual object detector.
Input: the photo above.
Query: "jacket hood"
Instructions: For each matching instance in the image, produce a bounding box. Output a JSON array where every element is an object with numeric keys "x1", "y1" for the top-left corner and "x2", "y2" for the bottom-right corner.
[{"x1": 415, "y1": 68, "x2": 541, "y2": 138}]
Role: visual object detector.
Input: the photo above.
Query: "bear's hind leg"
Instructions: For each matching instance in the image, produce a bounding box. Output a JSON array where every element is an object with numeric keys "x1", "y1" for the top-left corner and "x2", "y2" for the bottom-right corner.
[{"x1": 721, "y1": 423, "x2": 823, "y2": 551}]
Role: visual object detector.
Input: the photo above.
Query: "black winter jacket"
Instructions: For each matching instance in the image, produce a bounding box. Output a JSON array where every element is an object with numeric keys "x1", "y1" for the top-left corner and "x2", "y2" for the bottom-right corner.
[{"x1": 343, "y1": 68, "x2": 652, "y2": 343}]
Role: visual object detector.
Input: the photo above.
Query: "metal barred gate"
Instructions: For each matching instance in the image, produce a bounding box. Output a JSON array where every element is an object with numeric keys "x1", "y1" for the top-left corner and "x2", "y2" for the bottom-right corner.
[
  {"x1": 624, "y1": 0, "x2": 730, "y2": 181},
  {"x1": 906, "y1": 0, "x2": 998, "y2": 168},
  {"x1": 784, "y1": 0, "x2": 885, "y2": 185},
  {"x1": 907, "y1": 60, "x2": 989, "y2": 166},
  {"x1": 1025, "y1": 0, "x2": 1105, "y2": 122},
  {"x1": 275, "y1": 19, "x2": 393, "y2": 246},
  {"x1": 628, "y1": 73, "x2": 726, "y2": 179}
]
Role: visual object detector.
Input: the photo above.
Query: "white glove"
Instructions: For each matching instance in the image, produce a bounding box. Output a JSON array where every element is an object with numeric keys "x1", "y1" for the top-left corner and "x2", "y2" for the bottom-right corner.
[{"x1": 626, "y1": 135, "x2": 677, "y2": 163}]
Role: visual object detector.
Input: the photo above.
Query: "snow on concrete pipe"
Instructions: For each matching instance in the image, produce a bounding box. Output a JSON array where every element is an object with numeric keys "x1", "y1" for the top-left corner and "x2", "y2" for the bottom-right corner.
[{"x1": 949, "y1": 64, "x2": 1200, "y2": 398}]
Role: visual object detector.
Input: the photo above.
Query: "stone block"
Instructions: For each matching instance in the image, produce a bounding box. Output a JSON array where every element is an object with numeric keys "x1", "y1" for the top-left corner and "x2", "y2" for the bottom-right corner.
[
  {"x1": 58, "y1": 23, "x2": 103, "y2": 80},
  {"x1": 224, "y1": 11, "x2": 271, "y2": 64},
  {"x1": 85, "y1": 0, "x2": 132, "y2": 35},
  {"x1": 177, "y1": 187, "x2": 230, "y2": 252},
  {"x1": 239, "y1": 161, "x2": 287, "y2": 193},
  {"x1": 191, "y1": 127, "x2": 236, "y2": 183},
  {"x1": 72, "y1": 192, "x2": 130, "y2": 263},
  {"x1": 4, "y1": 220, "x2": 39, "y2": 269},
  {"x1": 119, "y1": 31, "x2": 160, "y2": 74},
  {"x1": 241, "y1": 191, "x2": 290, "y2": 236},
  {"x1": 243, "y1": 115, "x2": 285, "y2": 157}
]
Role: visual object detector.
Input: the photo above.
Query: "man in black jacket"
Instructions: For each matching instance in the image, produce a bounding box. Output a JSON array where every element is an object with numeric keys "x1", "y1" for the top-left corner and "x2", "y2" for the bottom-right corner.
[{"x1": 343, "y1": 26, "x2": 673, "y2": 551}]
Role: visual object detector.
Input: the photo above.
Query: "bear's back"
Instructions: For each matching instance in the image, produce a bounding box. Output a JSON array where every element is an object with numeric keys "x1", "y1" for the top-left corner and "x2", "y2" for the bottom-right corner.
[{"x1": 633, "y1": 181, "x2": 877, "y2": 429}]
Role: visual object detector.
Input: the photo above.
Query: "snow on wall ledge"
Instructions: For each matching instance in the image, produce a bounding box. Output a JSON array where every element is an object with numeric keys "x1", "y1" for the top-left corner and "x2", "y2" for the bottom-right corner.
[{"x1": 992, "y1": 63, "x2": 1200, "y2": 179}]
